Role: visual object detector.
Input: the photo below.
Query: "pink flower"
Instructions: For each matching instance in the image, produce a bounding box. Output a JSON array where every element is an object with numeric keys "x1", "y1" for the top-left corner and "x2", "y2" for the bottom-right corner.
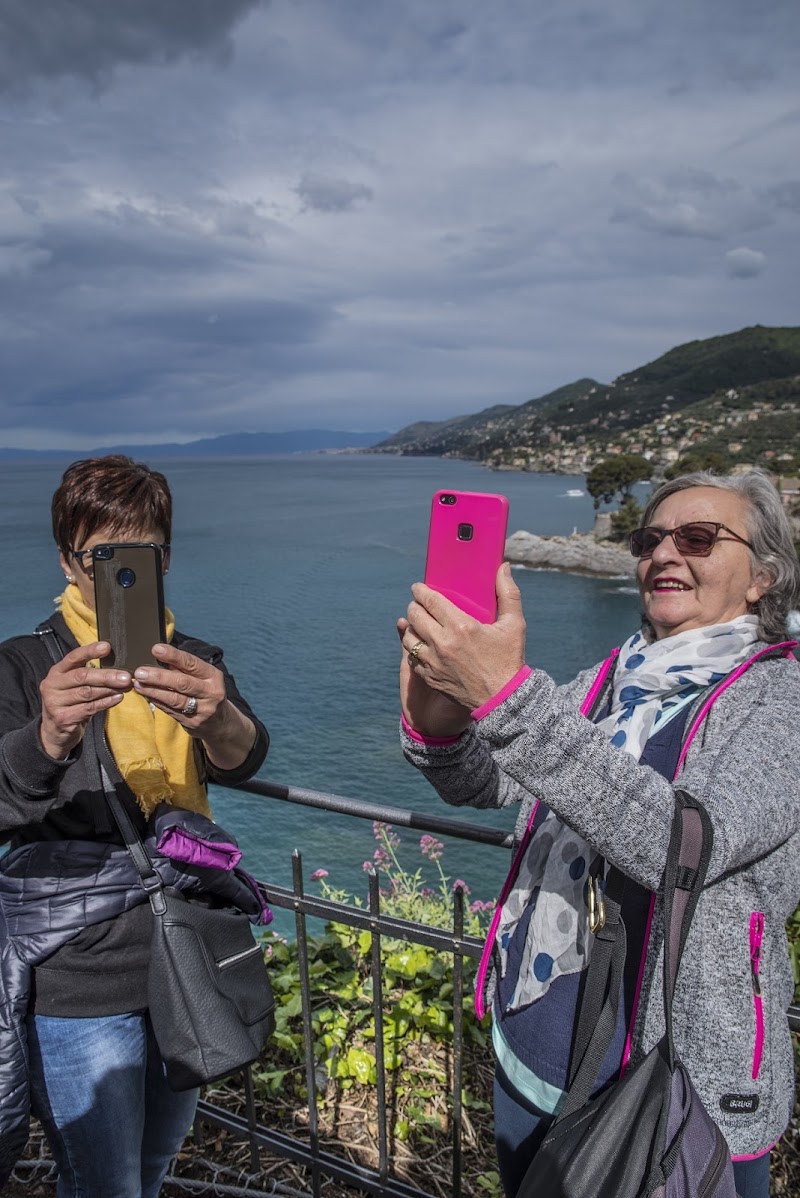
[
  {"x1": 420, "y1": 834, "x2": 444, "y2": 861},
  {"x1": 373, "y1": 846, "x2": 391, "y2": 871},
  {"x1": 362, "y1": 861, "x2": 373, "y2": 872},
  {"x1": 310, "y1": 869, "x2": 329, "y2": 881},
  {"x1": 453, "y1": 879, "x2": 470, "y2": 895},
  {"x1": 373, "y1": 820, "x2": 399, "y2": 849}
]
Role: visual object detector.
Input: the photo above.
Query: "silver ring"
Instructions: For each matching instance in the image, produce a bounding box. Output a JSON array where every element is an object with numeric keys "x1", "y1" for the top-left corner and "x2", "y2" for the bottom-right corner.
[
  {"x1": 407, "y1": 640, "x2": 425, "y2": 667},
  {"x1": 180, "y1": 696, "x2": 198, "y2": 717}
]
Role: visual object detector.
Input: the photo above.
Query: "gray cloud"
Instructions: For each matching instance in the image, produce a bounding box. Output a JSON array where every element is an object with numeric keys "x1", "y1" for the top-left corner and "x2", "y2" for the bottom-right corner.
[
  {"x1": 0, "y1": 0, "x2": 797, "y2": 447},
  {"x1": 295, "y1": 173, "x2": 374, "y2": 213},
  {"x1": 725, "y1": 247, "x2": 767, "y2": 278},
  {"x1": 765, "y1": 180, "x2": 800, "y2": 214},
  {"x1": 0, "y1": 0, "x2": 262, "y2": 92},
  {"x1": 610, "y1": 201, "x2": 722, "y2": 240}
]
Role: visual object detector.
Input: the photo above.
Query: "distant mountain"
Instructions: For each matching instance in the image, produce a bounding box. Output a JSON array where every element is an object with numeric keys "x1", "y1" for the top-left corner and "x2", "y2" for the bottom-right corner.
[
  {"x1": 0, "y1": 429, "x2": 391, "y2": 461},
  {"x1": 370, "y1": 326, "x2": 800, "y2": 472}
]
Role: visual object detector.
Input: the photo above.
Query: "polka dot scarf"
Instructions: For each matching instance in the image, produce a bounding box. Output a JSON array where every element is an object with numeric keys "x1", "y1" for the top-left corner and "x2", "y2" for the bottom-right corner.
[{"x1": 499, "y1": 614, "x2": 761, "y2": 1011}]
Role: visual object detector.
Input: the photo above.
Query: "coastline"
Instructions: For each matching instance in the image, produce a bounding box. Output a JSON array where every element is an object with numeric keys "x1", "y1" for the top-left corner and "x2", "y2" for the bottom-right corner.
[{"x1": 504, "y1": 529, "x2": 635, "y2": 578}]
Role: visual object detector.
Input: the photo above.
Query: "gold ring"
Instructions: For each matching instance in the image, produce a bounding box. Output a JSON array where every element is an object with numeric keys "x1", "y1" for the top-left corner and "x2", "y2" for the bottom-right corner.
[{"x1": 407, "y1": 640, "x2": 425, "y2": 666}]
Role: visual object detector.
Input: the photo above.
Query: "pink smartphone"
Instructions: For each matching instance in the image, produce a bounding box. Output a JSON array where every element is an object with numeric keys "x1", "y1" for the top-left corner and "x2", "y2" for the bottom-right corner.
[{"x1": 424, "y1": 490, "x2": 510, "y2": 623}]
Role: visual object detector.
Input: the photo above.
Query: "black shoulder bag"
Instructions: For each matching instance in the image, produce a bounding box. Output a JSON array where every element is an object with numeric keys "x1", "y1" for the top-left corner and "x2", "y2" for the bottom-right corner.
[
  {"x1": 517, "y1": 792, "x2": 737, "y2": 1198},
  {"x1": 36, "y1": 625, "x2": 276, "y2": 1092}
]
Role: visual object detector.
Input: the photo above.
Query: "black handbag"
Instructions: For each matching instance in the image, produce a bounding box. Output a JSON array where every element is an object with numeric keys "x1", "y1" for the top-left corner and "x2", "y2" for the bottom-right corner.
[
  {"x1": 517, "y1": 792, "x2": 737, "y2": 1198},
  {"x1": 103, "y1": 771, "x2": 276, "y2": 1092}
]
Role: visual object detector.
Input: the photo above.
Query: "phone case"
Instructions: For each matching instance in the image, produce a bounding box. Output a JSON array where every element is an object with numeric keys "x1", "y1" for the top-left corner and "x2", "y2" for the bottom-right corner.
[
  {"x1": 93, "y1": 543, "x2": 166, "y2": 672},
  {"x1": 424, "y1": 490, "x2": 510, "y2": 623}
]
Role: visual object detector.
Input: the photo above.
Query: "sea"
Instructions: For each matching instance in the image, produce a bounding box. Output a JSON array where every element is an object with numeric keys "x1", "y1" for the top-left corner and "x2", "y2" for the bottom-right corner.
[{"x1": 0, "y1": 454, "x2": 642, "y2": 934}]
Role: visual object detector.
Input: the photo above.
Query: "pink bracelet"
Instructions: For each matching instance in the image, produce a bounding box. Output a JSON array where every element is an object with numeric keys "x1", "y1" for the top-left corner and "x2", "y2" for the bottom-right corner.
[
  {"x1": 470, "y1": 664, "x2": 533, "y2": 721},
  {"x1": 400, "y1": 713, "x2": 464, "y2": 746}
]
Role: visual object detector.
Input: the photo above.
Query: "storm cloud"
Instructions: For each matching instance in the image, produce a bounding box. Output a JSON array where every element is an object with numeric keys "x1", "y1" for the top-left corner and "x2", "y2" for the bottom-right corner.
[{"x1": 1, "y1": 0, "x2": 798, "y2": 448}]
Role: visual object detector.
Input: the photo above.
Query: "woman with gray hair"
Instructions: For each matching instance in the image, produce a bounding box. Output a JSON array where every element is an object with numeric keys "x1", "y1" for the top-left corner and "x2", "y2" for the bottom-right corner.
[{"x1": 398, "y1": 470, "x2": 800, "y2": 1198}]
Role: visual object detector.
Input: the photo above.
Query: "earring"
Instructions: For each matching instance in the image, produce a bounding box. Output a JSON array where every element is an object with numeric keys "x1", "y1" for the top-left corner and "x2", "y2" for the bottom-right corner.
[{"x1": 65, "y1": 575, "x2": 74, "y2": 584}]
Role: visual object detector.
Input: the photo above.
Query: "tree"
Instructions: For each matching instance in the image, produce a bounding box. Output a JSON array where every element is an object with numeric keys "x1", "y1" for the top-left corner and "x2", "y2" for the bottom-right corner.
[
  {"x1": 586, "y1": 454, "x2": 652, "y2": 510},
  {"x1": 609, "y1": 495, "x2": 644, "y2": 542}
]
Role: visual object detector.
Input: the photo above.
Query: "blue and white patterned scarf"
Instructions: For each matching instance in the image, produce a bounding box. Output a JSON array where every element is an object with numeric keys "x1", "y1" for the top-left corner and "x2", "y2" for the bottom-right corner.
[{"x1": 499, "y1": 615, "x2": 760, "y2": 1010}]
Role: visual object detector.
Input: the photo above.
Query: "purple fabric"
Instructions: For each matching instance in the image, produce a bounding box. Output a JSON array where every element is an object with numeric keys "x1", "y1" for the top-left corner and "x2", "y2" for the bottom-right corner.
[
  {"x1": 156, "y1": 826, "x2": 242, "y2": 871},
  {"x1": 239, "y1": 869, "x2": 274, "y2": 927}
]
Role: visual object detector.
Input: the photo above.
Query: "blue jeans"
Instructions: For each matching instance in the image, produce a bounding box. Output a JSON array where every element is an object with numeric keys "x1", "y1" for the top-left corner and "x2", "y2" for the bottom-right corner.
[
  {"x1": 494, "y1": 1066, "x2": 771, "y2": 1198},
  {"x1": 27, "y1": 1012, "x2": 199, "y2": 1198}
]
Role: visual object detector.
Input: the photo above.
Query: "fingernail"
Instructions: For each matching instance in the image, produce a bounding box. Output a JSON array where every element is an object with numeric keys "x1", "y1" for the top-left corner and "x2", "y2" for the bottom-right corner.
[
  {"x1": 117, "y1": 673, "x2": 131, "y2": 684},
  {"x1": 152, "y1": 644, "x2": 168, "y2": 654},
  {"x1": 135, "y1": 668, "x2": 150, "y2": 680}
]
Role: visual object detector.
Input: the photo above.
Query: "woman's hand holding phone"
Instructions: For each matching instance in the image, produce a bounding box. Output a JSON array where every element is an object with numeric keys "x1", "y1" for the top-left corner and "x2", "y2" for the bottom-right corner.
[
  {"x1": 133, "y1": 643, "x2": 257, "y2": 771},
  {"x1": 39, "y1": 642, "x2": 132, "y2": 760},
  {"x1": 401, "y1": 564, "x2": 527, "y2": 713},
  {"x1": 397, "y1": 617, "x2": 472, "y2": 738}
]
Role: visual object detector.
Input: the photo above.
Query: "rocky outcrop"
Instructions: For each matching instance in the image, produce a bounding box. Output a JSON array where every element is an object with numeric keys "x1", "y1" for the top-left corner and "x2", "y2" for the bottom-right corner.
[{"x1": 505, "y1": 530, "x2": 636, "y2": 578}]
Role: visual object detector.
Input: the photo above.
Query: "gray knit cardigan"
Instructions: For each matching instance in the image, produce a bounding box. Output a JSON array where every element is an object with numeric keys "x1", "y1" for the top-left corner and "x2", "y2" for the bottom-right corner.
[{"x1": 401, "y1": 646, "x2": 800, "y2": 1156}]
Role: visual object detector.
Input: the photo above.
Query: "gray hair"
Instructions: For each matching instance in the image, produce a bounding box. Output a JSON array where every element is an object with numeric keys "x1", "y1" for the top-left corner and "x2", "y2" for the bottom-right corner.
[{"x1": 641, "y1": 470, "x2": 800, "y2": 644}]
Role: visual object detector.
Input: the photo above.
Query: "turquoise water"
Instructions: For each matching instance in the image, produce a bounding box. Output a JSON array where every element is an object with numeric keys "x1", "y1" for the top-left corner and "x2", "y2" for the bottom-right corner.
[{"x1": 0, "y1": 456, "x2": 641, "y2": 928}]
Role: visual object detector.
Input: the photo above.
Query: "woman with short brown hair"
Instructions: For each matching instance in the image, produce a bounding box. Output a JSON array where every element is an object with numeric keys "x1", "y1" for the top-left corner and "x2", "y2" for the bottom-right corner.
[{"x1": 0, "y1": 455, "x2": 269, "y2": 1196}]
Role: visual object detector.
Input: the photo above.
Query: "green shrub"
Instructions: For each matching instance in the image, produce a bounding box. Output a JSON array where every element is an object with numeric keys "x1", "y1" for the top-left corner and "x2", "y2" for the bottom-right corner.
[{"x1": 252, "y1": 823, "x2": 499, "y2": 1192}]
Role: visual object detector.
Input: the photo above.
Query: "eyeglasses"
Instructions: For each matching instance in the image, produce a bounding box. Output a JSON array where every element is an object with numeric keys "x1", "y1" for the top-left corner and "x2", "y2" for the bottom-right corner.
[
  {"x1": 69, "y1": 543, "x2": 171, "y2": 575},
  {"x1": 629, "y1": 522, "x2": 753, "y2": 559}
]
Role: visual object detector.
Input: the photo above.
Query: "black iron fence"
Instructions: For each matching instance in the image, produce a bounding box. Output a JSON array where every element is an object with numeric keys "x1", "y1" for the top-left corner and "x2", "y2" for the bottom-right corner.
[
  {"x1": 13, "y1": 776, "x2": 800, "y2": 1198},
  {"x1": 186, "y1": 775, "x2": 511, "y2": 1198},
  {"x1": 181, "y1": 777, "x2": 800, "y2": 1198}
]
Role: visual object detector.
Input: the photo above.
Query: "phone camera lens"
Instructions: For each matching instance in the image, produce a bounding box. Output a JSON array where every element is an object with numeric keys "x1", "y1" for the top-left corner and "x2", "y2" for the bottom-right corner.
[
  {"x1": 457, "y1": 523, "x2": 474, "y2": 541},
  {"x1": 93, "y1": 546, "x2": 113, "y2": 561},
  {"x1": 117, "y1": 568, "x2": 136, "y2": 589},
  {"x1": 440, "y1": 494, "x2": 457, "y2": 505}
]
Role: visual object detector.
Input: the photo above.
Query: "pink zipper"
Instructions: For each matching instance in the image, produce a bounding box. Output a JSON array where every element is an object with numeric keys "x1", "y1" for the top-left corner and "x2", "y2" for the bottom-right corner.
[
  {"x1": 474, "y1": 649, "x2": 620, "y2": 1020},
  {"x1": 749, "y1": 911, "x2": 765, "y2": 1079}
]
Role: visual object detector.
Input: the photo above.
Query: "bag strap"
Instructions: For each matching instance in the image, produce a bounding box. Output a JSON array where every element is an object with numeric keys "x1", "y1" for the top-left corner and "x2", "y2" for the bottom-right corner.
[
  {"x1": 33, "y1": 623, "x2": 64, "y2": 665},
  {"x1": 558, "y1": 792, "x2": 712, "y2": 1118},
  {"x1": 559, "y1": 659, "x2": 627, "y2": 1113},
  {"x1": 661, "y1": 790, "x2": 713, "y2": 1068},
  {"x1": 558, "y1": 864, "x2": 627, "y2": 1118},
  {"x1": 98, "y1": 766, "x2": 167, "y2": 916},
  {"x1": 34, "y1": 622, "x2": 167, "y2": 915}
]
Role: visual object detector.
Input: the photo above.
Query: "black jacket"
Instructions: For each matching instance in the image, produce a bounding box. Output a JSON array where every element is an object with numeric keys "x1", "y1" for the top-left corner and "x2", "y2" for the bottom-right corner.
[
  {"x1": 0, "y1": 612, "x2": 269, "y2": 1010},
  {"x1": 0, "y1": 611, "x2": 269, "y2": 847}
]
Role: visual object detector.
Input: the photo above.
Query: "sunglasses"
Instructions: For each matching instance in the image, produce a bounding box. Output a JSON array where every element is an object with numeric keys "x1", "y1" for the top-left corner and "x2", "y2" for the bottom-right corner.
[{"x1": 629, "y1": 521, "x2": 753, "y2": 559}]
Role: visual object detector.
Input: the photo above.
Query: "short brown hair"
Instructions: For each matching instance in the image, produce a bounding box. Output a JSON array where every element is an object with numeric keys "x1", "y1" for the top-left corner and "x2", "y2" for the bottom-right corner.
[{"x1": 51, "y1": 455, "x2": 173, "y2": 555}]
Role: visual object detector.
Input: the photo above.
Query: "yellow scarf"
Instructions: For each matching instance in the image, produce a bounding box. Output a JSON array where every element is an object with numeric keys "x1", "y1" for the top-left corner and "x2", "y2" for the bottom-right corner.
[{"x1": 57, "y1": 584, "x2": 210, "y2": 819}]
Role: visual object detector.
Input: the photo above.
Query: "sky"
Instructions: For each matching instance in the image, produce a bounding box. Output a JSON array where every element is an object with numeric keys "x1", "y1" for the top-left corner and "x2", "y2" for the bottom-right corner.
[{"x1": 1, "y1": 0, "x2": 799, "y2": 449}]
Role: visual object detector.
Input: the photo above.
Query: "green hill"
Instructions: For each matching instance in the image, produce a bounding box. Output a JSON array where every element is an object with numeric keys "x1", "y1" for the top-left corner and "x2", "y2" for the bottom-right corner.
[{"x1": 372, "y1": 326, "x2": 800, "y2": 473}]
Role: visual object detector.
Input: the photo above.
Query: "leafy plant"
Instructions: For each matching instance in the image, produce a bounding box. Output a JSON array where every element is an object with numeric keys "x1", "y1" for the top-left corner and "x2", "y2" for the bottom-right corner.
[{"x1": 253, "y1": 823, "x2": 498, "y2": 1192}]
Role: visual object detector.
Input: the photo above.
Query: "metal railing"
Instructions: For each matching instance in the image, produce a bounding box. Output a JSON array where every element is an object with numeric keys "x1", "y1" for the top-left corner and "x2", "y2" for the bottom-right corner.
[
  {"x1": 187, "y1": 775, "x2": 510, "y2": 1198},
  {"x1": 181, "y1": 776, "x2": 800, "y2": 1198},
  {"x1": 15, "y1": 776, "x2": 800, "y2": 1197}
]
